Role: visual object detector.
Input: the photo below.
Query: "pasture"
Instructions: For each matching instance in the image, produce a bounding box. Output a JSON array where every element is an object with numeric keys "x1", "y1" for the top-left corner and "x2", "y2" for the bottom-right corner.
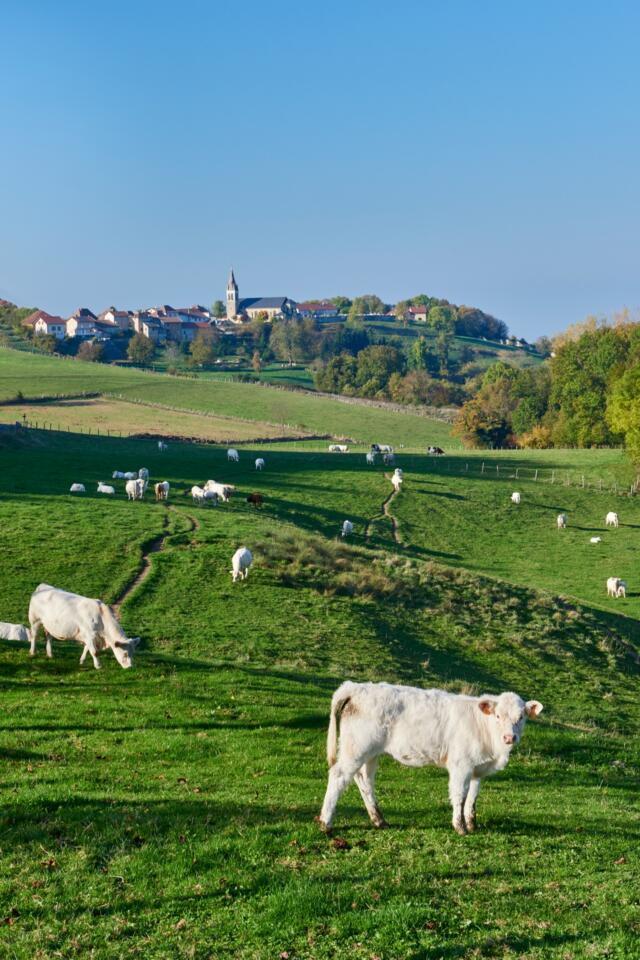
[{"x1": 0, "y1": 425, "x2": 638, "y2": 959}]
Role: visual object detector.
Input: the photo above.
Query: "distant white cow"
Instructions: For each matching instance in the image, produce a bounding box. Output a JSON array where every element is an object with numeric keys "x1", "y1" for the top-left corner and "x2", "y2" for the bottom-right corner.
[
  {"x1": 97, "y1": 482, "x2": 115, "y2": 495},
  {"x1": 70, "y1": 483, "x2": 85, "y2": 494},
  {"x1": 28, "y1": 583, "x2": 140, "y2": 669},
  {"x1": 511, "y1": 492, "x2": 521, "y2": 505},
  {"x1": 231, "y1": 547, "x2": 253, "y2": 582},
  {"x1": 227, "y1": 449, "x2": 240, "y2": 462},
  {"x1": 0, "y1": 622, "x2": 29, "y2": 644},
  {"x1": 154, "y1": 481, "x2": 170, "y2": 501},
  {"x1": 203, "y1": 489, "x2": 218, "y2": 505},
  {"x1": 617, "y1": 580, "x2": 627, "y2": 598},
  {"x1": 112, "y1": 471, "x2": 126, "y2": 480},
  {"x1": 157, "y1": 441, "x2": 168, "y2": 452},
  {"x1": 383, "y1": 452, "x2": 395, "y2": 466},
  {"x1": 124, "y1": 471, "x2": 137, "y2": 480},
  {"x1": 255, "y1": 458, "x2": 265, "y2": 471},
  {"x1": 607, "y1": 576, "x2": 626, "y2": 598},
  {"x1": 126, "y1": 478, "x2": 146, "y2": 501},
  {"x1": 605, "y1": 512, "x2": 619, "y2": 528},
  {"x1": 191, "y1": 485, "x2": 206, "y2": 505},
  {"x1": 557, "y1": 513, "x2": 567, "y2": 529},
  {"x1": 341, "y1": 520, "x2": 353, "y2": 538},
  {"x1": 366, "y1": 452, "x2": 376, "y2": 465},
  {"x1": 376, "y1": 444, "x2": 393, "y2": 454},
  {"x1": 138, "y1": 468, "x2": 150, "y2": 480},
  {"x1": 318, "y1": 682, "x2": 543, "y2": 835},
  {"x1": 329, "y1": 444, "x2": 348, "y2": 453},
  {"x1": 590, "y1": 536, "x2": 602, "y2": 544},
  {"x1": 204, "y1": 480, "x2": 235, "y2": 503},
  {"x1": 391, "y1": 473, "x2": 403, "y2": 494}
]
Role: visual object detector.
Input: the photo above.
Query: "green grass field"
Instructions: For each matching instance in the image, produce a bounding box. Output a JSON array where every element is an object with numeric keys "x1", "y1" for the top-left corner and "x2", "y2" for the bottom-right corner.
[{"x1": 0, "y1": 424, "x2": 638, "y2": 960}]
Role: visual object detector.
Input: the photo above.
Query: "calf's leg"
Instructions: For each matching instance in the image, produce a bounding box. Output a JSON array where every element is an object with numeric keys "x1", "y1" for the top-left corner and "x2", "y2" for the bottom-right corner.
[
  {"x1": 463, "y1": 778, "x2": 482, "y2": 832},
  {"x1": 354, "y1": 757, "x2": 387, "y2": 828},
  {"x1": 29, "y1": 619, "x2": 41, "y2": 657},
  {"x1": 447, "y1": 763, "x2": 472, "y2": 835},
  {"x1": 45, "y1": 633, "x2": 53, "y2": 659},
  {"x1": 319, "y1": 753, "x2": 371, "y2": 831}
]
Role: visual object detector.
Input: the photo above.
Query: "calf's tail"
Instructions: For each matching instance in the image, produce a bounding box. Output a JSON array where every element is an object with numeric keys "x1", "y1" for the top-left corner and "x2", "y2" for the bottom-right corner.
[{"x1": 327, "y1": 681, "x2": 356, "y2": 767}]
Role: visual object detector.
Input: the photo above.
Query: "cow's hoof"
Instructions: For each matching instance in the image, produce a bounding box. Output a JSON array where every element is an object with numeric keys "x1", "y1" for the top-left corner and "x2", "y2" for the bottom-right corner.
[
  {"x1": 453, "y1": 822, "x2": 468, "y2": 836},
  {"x1": 465, "y1": 819, "x2": 477, "y2": 833},
  {"x1": 374, "y1": 818, "x2": 389, "y2": 830},
  {"x1": 314, "y1": 816, "x2": 332, "y2": 835}
]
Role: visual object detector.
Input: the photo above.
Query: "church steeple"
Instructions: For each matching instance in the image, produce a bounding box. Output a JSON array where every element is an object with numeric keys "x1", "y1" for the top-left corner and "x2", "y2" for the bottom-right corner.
[{"x1": 226, "y1": 268, "x2": 238, "y2": 320}]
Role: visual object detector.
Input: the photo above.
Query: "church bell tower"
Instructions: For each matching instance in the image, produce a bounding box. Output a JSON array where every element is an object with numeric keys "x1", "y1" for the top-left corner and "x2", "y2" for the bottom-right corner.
[{"x1": 226, "y1": 268, "x2": 238, "y2": 320}]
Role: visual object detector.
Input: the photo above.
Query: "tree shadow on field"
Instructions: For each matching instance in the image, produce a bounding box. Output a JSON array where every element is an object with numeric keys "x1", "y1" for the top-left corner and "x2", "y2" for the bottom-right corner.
[{"x1": 415, "y1": 490, "x2": 466, "y2": 501}]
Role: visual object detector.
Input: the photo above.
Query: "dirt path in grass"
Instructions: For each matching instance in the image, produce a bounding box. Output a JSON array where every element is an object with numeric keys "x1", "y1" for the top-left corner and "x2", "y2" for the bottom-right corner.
[
  {"x1": 113, "y1": 505, "x2": 199, "y2": 612},
  {"x1": 365, "y1": 475, "x2": 402, "y2": 544}
]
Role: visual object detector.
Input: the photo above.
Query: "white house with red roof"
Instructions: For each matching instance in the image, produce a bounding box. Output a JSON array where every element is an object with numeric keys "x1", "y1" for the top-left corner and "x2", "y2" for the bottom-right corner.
[{"x1": 26, "y1": 310, "x2": 67, "y2": 339}]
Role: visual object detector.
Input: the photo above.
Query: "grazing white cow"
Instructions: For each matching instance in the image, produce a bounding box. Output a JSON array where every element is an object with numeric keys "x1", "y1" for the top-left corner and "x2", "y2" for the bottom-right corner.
[
  {"x1": 154, "y1": 481, "x2": 170, "y2": 501},
  {"x1": 112, "y1": 471, "x2": 126, "y2": 480},
  {"x1": 605, "y1": 512, "x2": 619, "y2": 528},
  {"x1": 590, "y1": 536, "x2": 602, "y2": 544},
  {"x1": 227, "y1": 448, "x2": 240, "y2": 462},
  {"x1": 231, "y1": 547, "x2": 253, "y2": 582},
  {"x1": 607, "y1": 577, "x2": 626, "y2": 598},
  {"x1": 255, "y1": 458, "x2": 265, "y2": 471},
  {"x1": 124, "y1": 471, "x2": 137, "y2": 481},
  {"x1": 319, "y1": 681, "x2": 543, "y2": 835},
  {"x1": 28, "y1": 584, "x2": 140, "y2": 669},
  {"x1": 138, "y1": 467, "x2": 150, "y2": 480},
  {"x1": 341, "y1": 520, "x2": 353, "y2": 538},
  {"x1": 366, "y1": 452, "x2": 376, "y2": 465},
  {"x1": 97, "y1": 482, "x2": 115, "y2": 495},
  {"x1": 376, "y1": 444, "x2": 393, "y2": 454},
  {"x1": 204, "y1": 480, "x2": 235, "y2": 503},
  {"x1": 557, "y1": 513, "x2": 567, "y2": 529},
  {"x1": 157, "y1": 441, "x2": 168, "y2": 452},
  {"x1": 617, "y1": 580, "x2": 627, "y2": 598},
  {"x1": 70, "y1": 483, "x2": 85, "y2": 494},
  {"x1": 329, "y1": 444, "x2": 348, "y2": 453},
  {"x1": 0, "y1": 622, "x2": 29, "y2": 644},
  {"x1": 191, "y1": 485, "x2": 207, "y2": 505},
  {"x1": 511, "y1": 492, "x2": 521, "y2": 505}
]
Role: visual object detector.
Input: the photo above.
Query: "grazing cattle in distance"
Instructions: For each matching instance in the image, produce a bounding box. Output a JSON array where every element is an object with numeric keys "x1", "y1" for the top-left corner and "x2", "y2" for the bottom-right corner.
[
  {"x1": 112, "y1": 471, "x2": 126, "y2": 479},
  {"x1": 511, "y1": 492, "x2": 521, "y2": 505},
  {"x1": 590, "y1": 536, "x2": 602, "y2": 544},
  {"x1": 138, "y1": 468, "x2": 150, "y2": 480},
  {"x1": 191, "y1": 485, "x2": 207, "y2": 505},
  {"x1": 427, "y1": 446, "x2": 445, "y2": 455},
  {"x1": 154, "y1": 481, "x2": 170, "y2": 501},
  {"x1": 70, "y1": 483, "x2": 85, "y2": 494},
  {"x1": 383, "y1": 452, "x2": 395, "y2": 466},
  {"x1": 605, "y1": 511, "x2": 619, "y2": 528},
  {"x1": 246, "y1": 493, "x2": 263, "y2": 508},
  {"x1": 319, "y1": 681, "x2": 543, "y2": 835},
  {"x1": 366, "y1": 452, "x2": 376, "y2": 465},
  {"x1": 341, "y1": 520, "x2": 353, "y2": 538},
  {"x1": 124, "y1": 471, "x2": 138, "y2": 481},
  {"x1": 126, "y1": 479, "x2": 147, "y2": 501},
  {"x1": 607, "y1": 576, "x2": 626, "y2": 598},
  {"x1": 373, "y1": 444, "x2": 393, "y2": 454},
  {"x1": 0, "y1": 622, "x2": 29, "y2": 644},
  {"x1": 97, "y1": 482, "x2": 115, "y2": 495},
  {"x1": 227, "y1": 449, "x2": 240, "y2": 462},
  {"x1": 391, "y1": 473, "x2": 403, "y2": 493},
  {"x1": 157, "y1": 441, "x2": 168, "y2": 452},
  {"x1": 231, "y1": 547, "x2": 253, "y2": 582},
  {"x1": 557, "y1": 513, "x2": 567, "y2": 529},
  {"x1": 204, "y1": 480, "x2": 235, "y2": 502},
  {"x1": 28, "y1": 583, "x2": 140, "y2": 669},
  {"x1": 329, "y1": 444, "x2": 348, "y2": 453},
  {"x1": 255, "y1": 458, "x2": 265, "y2": 471},
  {"x1": 203, "y1": 489, "x2": 218, "y2": 505}
]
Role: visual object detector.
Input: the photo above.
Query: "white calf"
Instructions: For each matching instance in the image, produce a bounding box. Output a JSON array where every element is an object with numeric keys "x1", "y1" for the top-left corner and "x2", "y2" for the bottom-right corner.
[
  {"x1": 0, "y1": 622, "x2": 29, "y2": 644},
  {"x1": 203, "y1": 489, "x2": 218, "y2": 505},
  {"x1": 138, "y1": 468, "x2": 150, "y2": 480},
  {"x1": 204, "y1": 480, "x2": 235, "y2": 502},
  {"x1": 154, "y1": 481, "x2": 170, "y2": 501},
  {"x1": 70, "y1": 483, "x2": 85, "y2": 493},
  {"x1": 191, "y1": 485, "x2": 206, "y2": 505},
  {"x1": 319, "y1": 682, "x2": 543, "y2": 835},
  {"x1": 112, "y1": 471, "x2": 126, "y2": 480},
  {"x1": 341, "y1": 520, "x2": 353, "y2": 537},
  {"x1": 383, "y1": 452, "x2": 395, "y2": 466},
  {"x1": 557, "y1": 513, "x2": 567, "y2": 529},
  {"x1": 97, "y1": 483, "x2": 115, "y2": 495},
  {"x1": 511, "y1": 492, "x2": 521, "y2": 505},
  {"x1": 366, "y1": 452, "x2": 376, "y2": 465},
  {"x1": 590, "y1": 536, "x2": 602, "y2": 544},
  {"x1": 605, "y1": 512, "x2": 619, "y2": 528},
  {"x1": 157, "y1": 441, "x2": 168, "y2": 452},
  {"x1": 329, "y1": 444, "x2": 349, "y2": 453},
  {"x1": 124, "y1": 472, "x2": 138, "y2": 481},
  {"x1": 617, "y1": 580, "x2": 627, "y2": 598},
  {"x1": 231, "y1": 547, "x2": 253, "y2": 582},
  {"x1": 255, "y1": 458, "x2": 265, "y2": 471},
  {"x1": 391, "y1": 474, "x2": 403, "y2": 494},
  {"x1": 227, "y1": 449, "x2": 240, "y2": 462}
]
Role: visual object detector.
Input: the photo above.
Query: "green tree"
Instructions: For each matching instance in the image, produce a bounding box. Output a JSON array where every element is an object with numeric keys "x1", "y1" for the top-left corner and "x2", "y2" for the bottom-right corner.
[
  {"x1": 33, "y1": 334, "x2": 56, "y2": 354},
  {"x1": 189, "y1": 330, "x2": 218, "y2": 367},
  {"x1": 127, "y1": 333, "x2": 156, "y2": 365},
  {"x1": 355, "y1": 345, "x2": 403, "y2": 397},
  {"x1": 77, "y1": 340, "x2": 104, "y2": 363},
  {"x1": 606, "y1": 365, "x2": 640, "y2": 462},
  {"x1": 330, "y1": 296, "x2": 352, "y2": 314},
  {"x1": 270, "y1": 318, "x2": 300, "y2": 365},
  {"x1": 212, "y1": 300, "x2": 225, "y2": 319},
  {"x1": 347, "y1": 294, "x2": 386, "y2": 323},
  {"x1": 408, "y1": 336, "x2": 438, "y2": 374}
]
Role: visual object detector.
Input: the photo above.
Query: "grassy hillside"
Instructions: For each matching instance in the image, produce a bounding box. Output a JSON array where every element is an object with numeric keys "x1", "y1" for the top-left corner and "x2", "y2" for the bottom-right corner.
[
  {"x1": 0, "y1": 430, "x2": 638, "y2": 958},
  {"x1": 0, "y1": 347, "x2": 454, "y2": 448}
]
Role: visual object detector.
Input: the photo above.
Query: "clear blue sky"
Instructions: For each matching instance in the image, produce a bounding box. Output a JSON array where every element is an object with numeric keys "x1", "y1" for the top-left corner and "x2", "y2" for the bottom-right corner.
[{"x1": 2, "y1": 0, "x2": 639, "y2": 338}]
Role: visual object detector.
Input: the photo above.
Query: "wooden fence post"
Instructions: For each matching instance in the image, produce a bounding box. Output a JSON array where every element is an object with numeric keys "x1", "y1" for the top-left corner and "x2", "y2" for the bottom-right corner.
[{"x1": 534, "y1": 469, "x2": 538, "y2": 481}]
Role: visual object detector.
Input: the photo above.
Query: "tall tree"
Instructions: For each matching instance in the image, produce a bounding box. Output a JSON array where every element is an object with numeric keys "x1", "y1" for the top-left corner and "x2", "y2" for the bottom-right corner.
[
  {"x1": 212, "y1": 300, "x2": 225, "y2": 319},
  {"x1": 127, "y1": 333, "x2": 156, "y2": 365}
]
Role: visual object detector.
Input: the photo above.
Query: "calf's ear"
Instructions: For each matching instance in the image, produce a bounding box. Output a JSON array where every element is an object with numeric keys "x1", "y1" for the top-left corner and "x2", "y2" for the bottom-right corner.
[
  {"x1": 478, "y1": 699, "x2": 496, "y2": 715},
  {"x1": 525, "y1": 700, "x2": 543, "y2": 718}
]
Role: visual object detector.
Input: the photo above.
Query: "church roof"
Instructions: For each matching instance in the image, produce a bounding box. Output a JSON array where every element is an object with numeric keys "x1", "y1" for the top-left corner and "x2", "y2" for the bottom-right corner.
[{"x1": 238, "y1": 297, "x2": 290, "y2": 311}]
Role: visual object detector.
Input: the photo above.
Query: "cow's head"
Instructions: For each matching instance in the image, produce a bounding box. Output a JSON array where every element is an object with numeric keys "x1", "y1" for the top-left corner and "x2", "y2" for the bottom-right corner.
[
  {"x1": 479, "y1": 692, "x2": 543, "y2": 748},
  {"x1": 112, "y1": 637, "x2": 140, "y2": 669}
]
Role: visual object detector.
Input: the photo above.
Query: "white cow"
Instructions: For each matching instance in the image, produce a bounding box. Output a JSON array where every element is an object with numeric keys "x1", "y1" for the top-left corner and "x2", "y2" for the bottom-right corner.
[
  {"x1": 123, "y1": 471, "x2": 137, "y2": 481},
  {"x1": 557, "y1": 513, "x2": 567, "y2": 529},
  {"x1": 605, "y1": 512, "x2": 619, "y2": 528},
  {"x1": 204, "y1": 480, "x2": 235, "y2": 503},
  {"x1": 231, "y1": 547, "x2": 253, "y2": 582},
  {"x1": 376, "y1": 444, "x2": 393, "y2": 454},
  {"x1": 255, "y1": 458, "x2": 265, "y2": 471},
  {"x1": 391, "y1": 473, "x2": 403, "y2": 494},
  {"x1": 227, "y1": 449, "x2": 240, "y2": 462},
  {"x1": 383, "y1": 452, "x2": 395, "y2": 466},
  {"x1": 366, "y1": 452, "x2": 376, "y2": 465},
  {"x1": 319, "y1": 682, "x2": 543, "y2": 835},
  {"x1": 329, "y1": 444, "x2": 349, "y2": 453},
  {"x1": 590, "y1": 536, "x2": 602, "y2": 544},
  {"x1": 617, "y1": 580, "x2": 627, "y2": 598},
  {"x1": 203, "y1": 489, "x2": 218, "y2": 505},
  {"x1": 607, "y1": 576, "x2": 626, "y2": 598},
  {"x1": 341, "y1": 520, "x2": 353, "y2": 538},
  {"x1": 97, "y1": 482, "x2": 115, "y2": 495},
  {"x1": 0, "y1": 622, "x2": 29, "y2": 643},
  {"x1": 126, "y1": 478, "x2": 147, "y2": 501},
  {"x1": 28, "y1": 584, "x2": 140, "y2": 669},
  {"x1": 191, "y1": 485, "x2": 207, "y2": 505},
  {"x1": 511, "y1": 492, "x2": 521, "y2": 505},
  {"x1": 112, "y1": 471, "x2": 126, "y2": 480},
  {"x1": 157, "y1": 441, "x2": 168, "y2": 452},
  {"x1": 154, "y1": 481, "x2": 170, "y2": 501},
  {"x1": 138, "y1": 468, "x2": 150, "y2": 480},
  {"x1": 70, "y1": 483, "x2": 85, "y2": 493}
]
